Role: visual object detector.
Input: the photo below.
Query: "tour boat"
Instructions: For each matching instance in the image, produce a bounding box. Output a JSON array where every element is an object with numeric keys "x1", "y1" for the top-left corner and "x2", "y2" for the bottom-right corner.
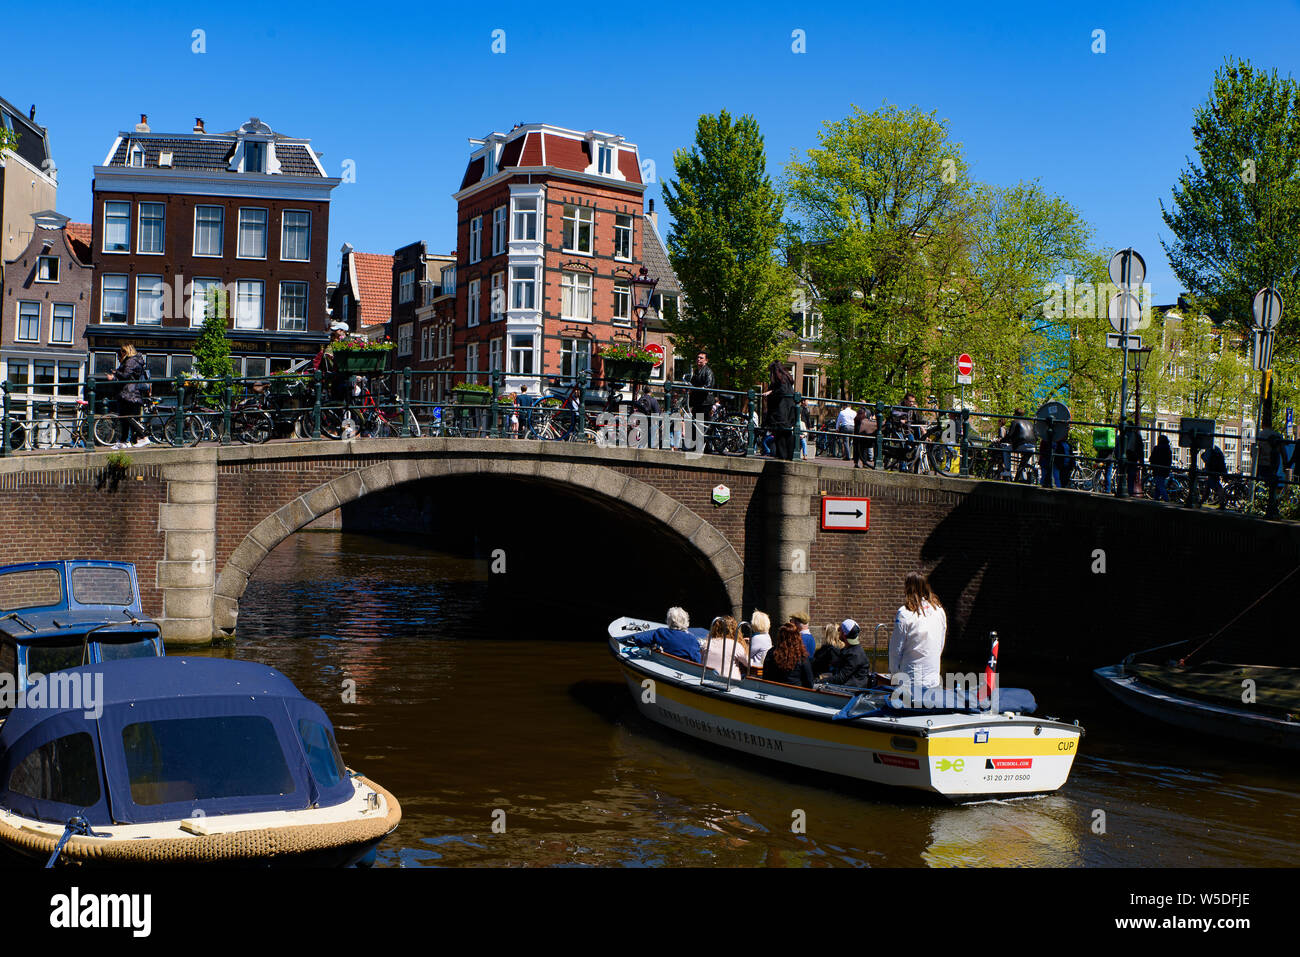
[
  {"x1": 1095, "y1": 644, "x2": 1300, "y2": 751},
  {"x1": 0, "y1": 657, "x2": 400, "y2": 866},
  {"x1": 608, "y1": 617, "x2": 1083, "y2": 800},
  {"x1": 0, "y1": 560, "x2": 164, "y2": 705}
]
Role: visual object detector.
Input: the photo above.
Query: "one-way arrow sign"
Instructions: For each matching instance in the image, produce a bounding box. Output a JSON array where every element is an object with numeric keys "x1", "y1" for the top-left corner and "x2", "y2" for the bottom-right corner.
[{"x1": 821, "y1": 496, "x2": 870, "y2": 531}]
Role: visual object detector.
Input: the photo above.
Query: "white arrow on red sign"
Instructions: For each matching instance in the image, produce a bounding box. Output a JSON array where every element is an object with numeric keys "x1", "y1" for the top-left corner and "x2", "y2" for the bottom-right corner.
[
  {"x1": 957, "y1": 354, "x2": 973, "y2": 376},
  {"x1": 644, "y1": 343, "x2": 664, "y2": 368}
]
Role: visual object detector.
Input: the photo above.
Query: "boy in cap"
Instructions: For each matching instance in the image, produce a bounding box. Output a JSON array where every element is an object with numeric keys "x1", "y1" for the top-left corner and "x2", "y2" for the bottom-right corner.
[{"x1": 821, "y1": 619, "x2": 872, "y2": 688}]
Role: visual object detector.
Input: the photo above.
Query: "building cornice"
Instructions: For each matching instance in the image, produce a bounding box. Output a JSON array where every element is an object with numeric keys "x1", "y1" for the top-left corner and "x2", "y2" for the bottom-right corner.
[
  {"x1": 92, "y1": 167, "x2": 341, "y2": 201},
  {"x1": 453, "y1": 167, "x2": 645, "y2": 202}
]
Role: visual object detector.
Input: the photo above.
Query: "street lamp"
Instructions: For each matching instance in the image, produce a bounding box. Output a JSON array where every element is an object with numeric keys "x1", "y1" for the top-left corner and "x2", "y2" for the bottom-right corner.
[
  {"x1": 631, "y1": 266, "x2": 659, "y2": 349},
  {"x1": 1128, "y1": 345, "x2": 1153, "y2": 434}
]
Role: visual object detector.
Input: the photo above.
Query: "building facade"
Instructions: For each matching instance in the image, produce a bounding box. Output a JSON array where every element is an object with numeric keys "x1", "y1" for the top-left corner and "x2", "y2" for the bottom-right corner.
[
  {"x1": 1, "y1": 97, "x2": 58, "y2": 269},
  {"x1": 330, "y1": 244, "x2": 393, "y2": 339},
  {"x1": 88, "y1": 116, "x2": 340, "y2": 382},
  {"x1": 1, "y1": 211, "x2": 92, "y2": 444},
  {"x1": 451, "y1": 124, "x2": 651, "y2": 393}
]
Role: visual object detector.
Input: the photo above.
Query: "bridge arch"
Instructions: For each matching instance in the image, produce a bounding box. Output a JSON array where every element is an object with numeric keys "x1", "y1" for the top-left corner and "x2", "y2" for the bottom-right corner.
[{"x1": 212, "y1": 456, "x2": 745, "y2": 636}]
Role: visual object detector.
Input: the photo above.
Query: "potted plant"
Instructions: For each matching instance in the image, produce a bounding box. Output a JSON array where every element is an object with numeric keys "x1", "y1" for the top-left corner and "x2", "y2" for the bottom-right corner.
[
  {"x1": 599, "y1": 343, "x2": 657, "y2": 384},
  {"x1": 451, "y1": 382, "x2": 492, "y2": 406},
  {"x1": 328, "y1": 337, "x2": 395, "y2": 373}
]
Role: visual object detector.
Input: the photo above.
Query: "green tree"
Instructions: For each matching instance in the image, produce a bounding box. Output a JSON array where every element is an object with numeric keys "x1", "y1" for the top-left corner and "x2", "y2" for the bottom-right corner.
[
  {"x1": 662, "y1": 111, "x2": 792, "y2": 388},
  {"x1": 0, "y1": 128, "x2": 19, "y2": 156},
  {"x1": 784, "y1": 104, "x2": 972, "y2": 402},
  {"x1": 1145, "y1": 298, "x2": 1254, "y2": 422},
  {"x1": 193, "y1": 286, "x2": 234, "y2": 383},
  {"x1": 1161, "y1": 59, "x2": 1300, "y2": 351}
]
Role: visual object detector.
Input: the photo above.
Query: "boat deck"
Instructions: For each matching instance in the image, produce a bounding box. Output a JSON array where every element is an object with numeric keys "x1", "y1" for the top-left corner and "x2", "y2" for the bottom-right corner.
[{"x1": 1128, "y1": 662, "x2": 1300, "y2": 718}]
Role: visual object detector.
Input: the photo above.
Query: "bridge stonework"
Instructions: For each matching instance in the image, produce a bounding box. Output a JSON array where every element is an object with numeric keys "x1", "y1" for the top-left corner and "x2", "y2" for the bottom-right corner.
[{"x1": 1, "y1": 440, "x2": 1296, "y2": 667}]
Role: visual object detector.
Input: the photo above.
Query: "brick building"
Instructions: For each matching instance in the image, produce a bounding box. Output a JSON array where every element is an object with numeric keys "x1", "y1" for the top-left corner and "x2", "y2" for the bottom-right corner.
[
  {"x1": 329, "y1": 244, "x2": 393, "y2": 339},
  {"x1": 387, "y1": 241, "x2": 455, "y2": 403},
  {"x1": 450, "y1": 123, "x2": 654, "y2": 394},
  {"x1": 1, "y1": 211, "x2": 93, "y2": 443},
  {"x1": 88, "y1": 115, "x2": 340, "y2": 382}
]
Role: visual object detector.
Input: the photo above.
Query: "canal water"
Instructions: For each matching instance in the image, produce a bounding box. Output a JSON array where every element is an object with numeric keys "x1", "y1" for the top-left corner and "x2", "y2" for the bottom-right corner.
[{"x1": 209, "y1": 530, "x2": 1300, "y2": 868}]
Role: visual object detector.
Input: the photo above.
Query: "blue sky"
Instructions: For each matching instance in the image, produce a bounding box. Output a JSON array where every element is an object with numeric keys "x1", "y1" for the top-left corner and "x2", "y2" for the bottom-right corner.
[{"x1": 8, "y1": 0, "x2": 1300, "y2": 306}]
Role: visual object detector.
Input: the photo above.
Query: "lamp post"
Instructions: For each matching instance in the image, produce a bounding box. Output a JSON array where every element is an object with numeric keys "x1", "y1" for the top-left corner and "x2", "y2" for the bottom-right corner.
[
  {"x1": 1129, "y1": 346, "x2": 1153, "y2": 495},
  {"x1": 630, "y1": 266, "x2": 658, "y2": 350}
]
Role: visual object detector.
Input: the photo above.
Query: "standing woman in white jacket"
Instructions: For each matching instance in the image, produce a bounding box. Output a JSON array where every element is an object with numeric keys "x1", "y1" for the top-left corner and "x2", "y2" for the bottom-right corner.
[{"x1": 888, "y1": 572, "x2": 947, "y2": 700}]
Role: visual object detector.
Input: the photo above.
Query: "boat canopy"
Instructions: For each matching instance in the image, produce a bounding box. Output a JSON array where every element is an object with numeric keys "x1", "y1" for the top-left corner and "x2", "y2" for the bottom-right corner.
[
  {"x1": 0, "y1": 560, "x2": 144, "y2": 618},
  {"x1": 0, "y1": 658, "x2": 354, "y2": 827}
]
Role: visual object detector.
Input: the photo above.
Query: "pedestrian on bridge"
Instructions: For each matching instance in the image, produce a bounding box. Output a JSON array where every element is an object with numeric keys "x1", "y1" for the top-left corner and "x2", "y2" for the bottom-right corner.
[{"x1": 763, "y1": 361, "x2": 797, "y2": 461}]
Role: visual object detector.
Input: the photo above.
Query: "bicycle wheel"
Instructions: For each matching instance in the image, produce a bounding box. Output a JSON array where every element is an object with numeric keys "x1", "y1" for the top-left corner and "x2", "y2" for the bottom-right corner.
[
  {"x1": 5, "y1": 416, "x2": 27, "y2": 451},
  {"x1": 164, "y1": 414, "x2": 202, "y2": 446},
  {"x1": 93, "y1": 415, "x2": 119, "y2": 447},
  {"x1": 232, "y1": 409, "x2": 273, "y2": 444},
  {"x1": 928, "y1": 441, "x2": 956, "y2": 474},
  {"x1": 405, "y1": 414, "x2": 423, "y2": 438},
  {"x1": 316, "y1": 408, "x2": 344, "y2": 440}
]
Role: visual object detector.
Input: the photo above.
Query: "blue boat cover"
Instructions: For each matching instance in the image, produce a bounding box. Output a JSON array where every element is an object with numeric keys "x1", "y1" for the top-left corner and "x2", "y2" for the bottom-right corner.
[
  {"x1": 0, "y1": 657, "x2": 355, "y2": 827},
  {"x1": 833, "y1": 687, "x2": 1038, "y2": 720}
]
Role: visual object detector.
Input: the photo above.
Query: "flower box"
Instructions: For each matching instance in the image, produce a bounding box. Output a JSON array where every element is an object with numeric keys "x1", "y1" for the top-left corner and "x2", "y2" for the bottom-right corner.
[
  {"x1": 452, "y1": 386, "x2": 491, "y2": 407},
  {"x1": 602, "y1": 357, "x2": 656, "y2": 384},
  {"x1": 333, "y1": 350, "x2": 391, "y2": 373}
]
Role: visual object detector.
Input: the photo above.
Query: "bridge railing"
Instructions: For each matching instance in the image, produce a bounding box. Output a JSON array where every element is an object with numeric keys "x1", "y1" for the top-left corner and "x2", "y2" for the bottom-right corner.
[{"x1": 3, "y1": 371, "x2": 1296, "y2": 519}]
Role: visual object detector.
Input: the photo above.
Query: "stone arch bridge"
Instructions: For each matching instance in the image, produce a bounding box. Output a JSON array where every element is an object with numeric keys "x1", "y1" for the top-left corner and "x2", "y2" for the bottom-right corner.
[{"x1": 0, "y1": 439, "x2": 1294, "y2": 667}]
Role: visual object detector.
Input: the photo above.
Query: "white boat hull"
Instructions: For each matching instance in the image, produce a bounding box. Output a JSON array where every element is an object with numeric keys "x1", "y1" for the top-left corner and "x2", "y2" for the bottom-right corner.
[{"x1": 610, "y1": 619, "x2": 1082, "y2": 799}]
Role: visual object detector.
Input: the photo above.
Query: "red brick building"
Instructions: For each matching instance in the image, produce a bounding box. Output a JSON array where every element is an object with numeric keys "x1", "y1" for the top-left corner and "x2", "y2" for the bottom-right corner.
[
  {"x1": 449, "y1": 124, "x2": 655, "y2": 393},
  {"x1": 88, "y1": 116, "x2": 340, "y2": 382}
]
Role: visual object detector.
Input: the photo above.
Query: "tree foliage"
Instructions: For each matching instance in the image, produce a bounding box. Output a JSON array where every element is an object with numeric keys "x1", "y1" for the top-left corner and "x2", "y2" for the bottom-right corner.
[
  {"x1": 1161, "y1": 59, "x2": 1300, "y2": 347},
  {"x1": 662, "y1": 111, "x2": 792, "y2": 388},
  {"x1": 193, "y1": 286, "x2": 234, "y2": 382}
]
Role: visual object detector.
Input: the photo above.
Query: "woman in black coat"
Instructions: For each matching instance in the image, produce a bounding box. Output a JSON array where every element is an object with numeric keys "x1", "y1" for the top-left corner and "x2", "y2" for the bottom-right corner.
[
  {"x1": 105, "y1": 344, "x2": 148, "y2": 447},
  {"x1": 763, "y1": 361, "x2": 797, "y2": 461}
]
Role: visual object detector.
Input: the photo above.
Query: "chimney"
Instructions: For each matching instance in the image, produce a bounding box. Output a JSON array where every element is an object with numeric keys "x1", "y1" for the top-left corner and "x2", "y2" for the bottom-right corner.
[
  {"x1": 648, "y1": 198, "x2": 658, "y2": 232},
  {"x1": 135, "y1": 113, "x2": 150, "y2": 133},
  {"x1": 193, "y1": 117, "x2": 205, "y2": 134},
  {"x1": 28, "y1": 104, "x2": 35, "y2": 121}
]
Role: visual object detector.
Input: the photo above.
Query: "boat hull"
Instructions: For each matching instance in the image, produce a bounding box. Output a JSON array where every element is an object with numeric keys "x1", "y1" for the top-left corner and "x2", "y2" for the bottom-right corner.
[
  {"x1": 1094, "y1": 664, "x2": 1300, "y2": 751},
  {"x1": 611, "y1": 626, "x2": 1081, "y2": 799}
]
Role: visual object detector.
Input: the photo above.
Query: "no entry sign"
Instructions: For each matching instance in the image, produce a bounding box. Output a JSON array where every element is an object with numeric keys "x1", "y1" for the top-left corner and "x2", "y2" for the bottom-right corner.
[
  {"x1": 957, "y1": 353, "x2": 973, "y2": 385},
  {"x1": 644, "y1": 343, "x2": 664, "y2": 368},
  {"x1": 821, "y1": 496, "x2": 870, "y2": 531}
]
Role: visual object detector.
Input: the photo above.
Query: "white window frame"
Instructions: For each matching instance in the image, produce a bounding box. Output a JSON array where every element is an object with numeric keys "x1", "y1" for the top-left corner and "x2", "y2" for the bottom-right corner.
[
  {"x1": 398, "y1": 322, "x2": 413, "y2": 356},
  {"x1": 237, "y1": 207, "x2": 268, "y2": 260},
  {"x1": 467, "y1": 342, "x2": 479, "y2": 385},
  {"x1": 278, "y1": 281, "x2": 308, "y2": 332},
  {"x1": 492, "y1": 206, "x2": 507, "y2": 256},
  {"x1": 561, "y1": 271, "x2": 592, "y2": 321},
  {"x1": 562, "y1": 204, "x2": 593, "y2": 254},
  {"x1": 614, "y1": 214, "x2": 633, "y2": 261},
  {"x1": 137, "y1": 202, "x2": 165, "y2": 255},
  {"x1": 101, "y1": 275, "x2": 129, "y2": 323},
  {"x1": 193, "y1": 206, "x2": 224, "y2": 257},
  {"x1": 280, "y1": 209, "x2": 311, "y2": 262},
  {"x1": 135, "y1": 275, "x2": 165, "y2": 325},
  {"x1": 598, "y1": 144, "x2": 613, "y2": 175},
  {"x1": 512, "y1": 197, "x2": 538, "y2": 241},
  {"x1": 469, "y1": 216, "x2": 483, "y2": 264},
  {"x1": 189, "y1": 278, "x2": 222, "y2": 326},
  {"x1": 234, "y1": 280, "x2": 265, "y2": 330},
  {"x1": 561, "y1": 338, "x2": 592, "y2": 379},
  {"x1": 490, "y1": 272, "x2": 505, "y2": 322},
  {"x1": 399, "y1": 269, "x2": 416, "y2": 304},
  {"x1": 489, "y1": 337, "x2": 503, "y2": 373},
  {"x1": 128, "y1": 143, "x2": 145, "y2": 168},
  {"x1": 102, "y1": 201, "x2": 131, "y2": 253},
  {"x1": 36, "y1": 256, "x2": 59, "y2": 283},
  {"x1": 16, "y1": 301, "x2": 41, "y2": 342},
  {"x1": 509, "y1": 334, "x2": 534, "y2": 376},
  {"x1": 613, "y1": 280, "x2": 631, "y2": 325},
  {"x1": 467, "y1": 278, "x2": 481, "y2": 327},
  {"x1": 510, "y1": 266, "x2": 536, "y2": 310},
  {"x1": 51, "y1": 303, "x2": 74, "y2": 344}
]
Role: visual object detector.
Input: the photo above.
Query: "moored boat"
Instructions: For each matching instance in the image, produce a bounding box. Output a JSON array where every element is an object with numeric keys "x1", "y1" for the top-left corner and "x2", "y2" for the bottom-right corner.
[
  {"x1": 0, "y1": 657, "x2": 400, "y2": 866},
  {"x1": 609, "y1": 617, "x2": 1083, "y2": 800}
]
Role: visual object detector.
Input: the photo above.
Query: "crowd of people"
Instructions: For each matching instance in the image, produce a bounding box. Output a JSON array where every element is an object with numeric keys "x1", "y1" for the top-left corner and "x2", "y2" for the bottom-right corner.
[{"x1": 626, "y1": 572, "x2": 948, "y2": 701}]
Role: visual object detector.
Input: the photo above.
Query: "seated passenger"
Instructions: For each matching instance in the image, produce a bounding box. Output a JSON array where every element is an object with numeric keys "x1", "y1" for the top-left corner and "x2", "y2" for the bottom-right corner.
[
  {"x1": 762, "y1": 622, "x2": 814, "y2": 688},
  {"x1": 702, "y1": 615, "x2": 748, "y2": 682},
  {"x1": 822, "y1": 619, "x2": 873, "y2": 688},
  {"x1": 628, "y1": 606, "x2": 702, "y2": 663},
  {"x1": 811, "y1": 622, "x2": 844, "y2": 675},
  {"x1": 747, "y1": 611, "x2": 773, "y2": 669},
  {"x1": 788, "y1": 611, "x2": 816, "y2": 659}
]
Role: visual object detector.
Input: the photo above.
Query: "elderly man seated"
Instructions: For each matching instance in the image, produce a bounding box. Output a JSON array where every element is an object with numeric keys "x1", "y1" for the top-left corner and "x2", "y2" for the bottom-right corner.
[{"x1": 626, "y1": 606, "x2": 702, "y2": 663}]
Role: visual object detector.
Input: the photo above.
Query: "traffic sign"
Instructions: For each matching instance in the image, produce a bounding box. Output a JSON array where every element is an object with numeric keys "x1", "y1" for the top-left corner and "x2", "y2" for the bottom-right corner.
[
  {"x1": 1106, "y1": 333, "x2": 1141, "y2": 350},
  {"x1": 1034, "y1": 401, "x2": 1071, "y2": 442},
  {"x1": 1108, "y1": 248, "x2": 1146, "y2": 287},
  {"x1": 956, "y1": 353, "x2": 973, "y2": 385},
  {"x1": 1252, "y1": 287, "x2": 1283, "y2": 330},
  {"x1": 1252, "y1": 328, "x2": 1275, "y2": 371},
  {"x1": 1108, "y1": 292, "x2": 1142, "y2": 334},
  {"x1": 821, "y1": 496, "x2": 870, "y2": 531},
  {"x1": 645, "y1": 343, "x2": 665, "y2": 368}
]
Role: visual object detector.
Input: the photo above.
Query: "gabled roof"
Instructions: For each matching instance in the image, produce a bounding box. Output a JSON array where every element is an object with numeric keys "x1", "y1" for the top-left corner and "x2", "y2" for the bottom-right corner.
[
  {"x1": 64, "y1": 222, "x2": 92, "y2": 264},
  {"x1": 457, "y1": 123, "x2": 644, "y2": 197},
  {"x1": 0, "y1": 94, "x2": 53, "y2": 174},
  {"x1": 101, "y1": 120, "x2": 326, "y2": 177},
  {"x1": 349, "y1": 251, "x2": 395, "y2": 329},
  {"x1": 642, "y1": 221, "x2": 680, "y2": 295}
]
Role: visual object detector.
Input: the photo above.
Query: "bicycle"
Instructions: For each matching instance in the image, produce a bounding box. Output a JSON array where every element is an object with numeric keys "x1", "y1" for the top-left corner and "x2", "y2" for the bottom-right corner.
[
  {"x1": 323, "y1": 375, "x2": 421, "y2": 439},
  {"x1": 92, "y1": 395, "x2": 175, "y2": 447}
]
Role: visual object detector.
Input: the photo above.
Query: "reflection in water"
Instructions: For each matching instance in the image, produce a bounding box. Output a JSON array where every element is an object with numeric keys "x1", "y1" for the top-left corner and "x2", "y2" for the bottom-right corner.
[{"x1": 217, "y1": 531, "x2": 1300, "y2": 867}]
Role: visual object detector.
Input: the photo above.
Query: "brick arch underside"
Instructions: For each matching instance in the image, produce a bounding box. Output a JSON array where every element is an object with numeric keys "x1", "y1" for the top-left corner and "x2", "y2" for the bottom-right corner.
[{"x1": 212, "y1": 458, "x2": 744, "y2": 635}]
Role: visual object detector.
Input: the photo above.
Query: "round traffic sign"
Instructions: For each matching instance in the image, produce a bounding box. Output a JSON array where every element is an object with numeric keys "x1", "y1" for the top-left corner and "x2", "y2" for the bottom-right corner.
[
  {"x1": 957, "y1": 354, "x2": 973, "y2": 376},
  {"x1": 1252, "y1": 287, "x2": 1283, "y2": 330},
  {"x1": 1108, "y1": 292, "x2": 1142, "y2": 334},
  {"x1": 644, "y1": 343, "x2": 665, "y2": 368},
  {"x1": 1108, "y1": 248, "x2": 1146, "y2": 287}
]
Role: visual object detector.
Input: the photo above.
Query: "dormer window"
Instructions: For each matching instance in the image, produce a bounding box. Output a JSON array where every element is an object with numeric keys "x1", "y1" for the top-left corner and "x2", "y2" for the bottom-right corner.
[
  {"x1": 597, "y1": 145, "x2": 613, "y2": 175},
  {"x1": 245, "y1": 141, "x2": 266, "y2": 173},
  {"x1": 485, "y1": 148, "x2": 497, "y2": 178},
  {"x1": 129, "y1": 143, "x2": 145, "y2": 167}
]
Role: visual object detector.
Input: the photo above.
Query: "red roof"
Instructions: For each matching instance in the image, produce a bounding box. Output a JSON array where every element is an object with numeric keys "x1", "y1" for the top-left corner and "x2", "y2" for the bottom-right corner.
[
  {"x1": 350, "y1": 251, "x2": 395, "y2": 329},
  {"x1": 64, "y1": 222, "x2": 93, "y2": 264},
  {"x1": 545, "y1": 134, "x2": 588, "y2": 173},
  {"x1": 617, "y1": 149, "x2": 642, "y2": 184},
  {"x1": 520, "y1": 131, "x2": 543, "y2": 166}
]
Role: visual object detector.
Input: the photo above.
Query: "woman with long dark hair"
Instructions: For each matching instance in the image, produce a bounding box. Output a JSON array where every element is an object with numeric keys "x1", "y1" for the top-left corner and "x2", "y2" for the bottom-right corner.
[
  {"x1": 762, "y1": 622, "x2": 814, "y2": 688},
  {"x1": 888, "y1": 572, "x2": 947, "y2": 698},
  {"x1": 763, "y1": 361, "x2": 797, "y2": 461}
]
